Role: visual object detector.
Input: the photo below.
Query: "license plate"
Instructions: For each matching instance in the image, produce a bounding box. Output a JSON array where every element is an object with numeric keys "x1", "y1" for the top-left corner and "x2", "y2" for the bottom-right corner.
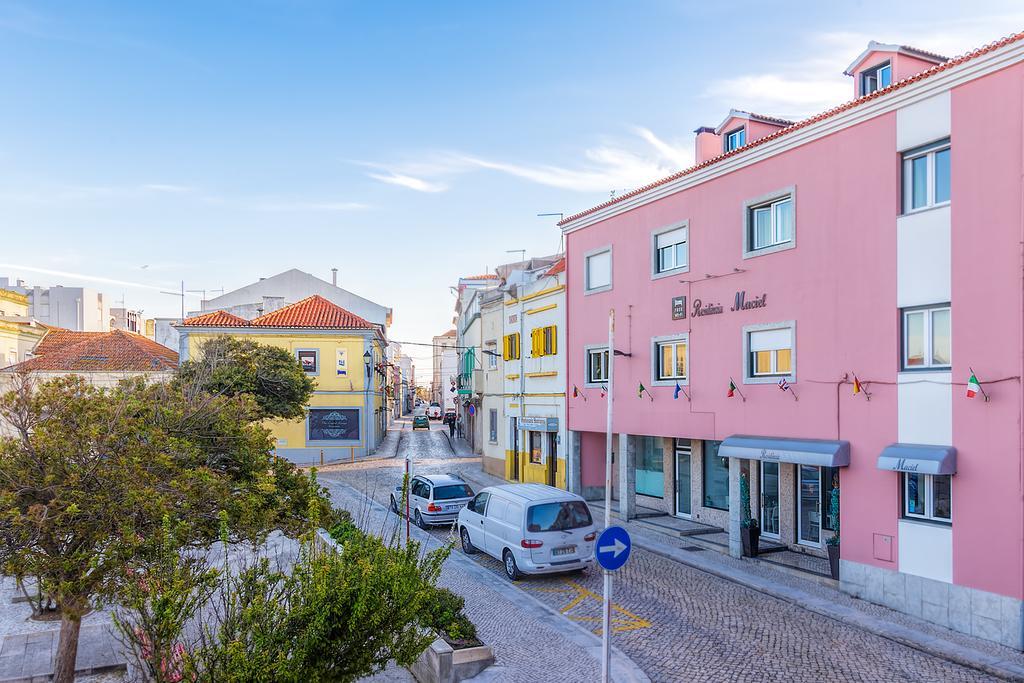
[
  {"x1": 552, "y1": 546, "x2": 576, "y2": 557},
  {"x1": 445, "y1": 504, "x2": 464, "y2": 512}
]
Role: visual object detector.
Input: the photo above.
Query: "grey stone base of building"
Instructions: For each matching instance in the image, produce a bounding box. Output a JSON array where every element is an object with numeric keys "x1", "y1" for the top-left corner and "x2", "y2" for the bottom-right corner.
[
  {"x1": 580, "y1": 485, "x2": 605, "y2": 501},
  {"x1": 276, "y1": 446, "x2": 371, "y2": 465},
  {"x1": 840, "y1": 559, "x2": 1024, "y2": 650}
]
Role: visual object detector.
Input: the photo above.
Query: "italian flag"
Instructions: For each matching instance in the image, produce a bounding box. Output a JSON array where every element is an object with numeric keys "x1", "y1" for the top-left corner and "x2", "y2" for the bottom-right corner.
[{"x1": 967, "y1": 373, "x2": 981, "y2": 399}]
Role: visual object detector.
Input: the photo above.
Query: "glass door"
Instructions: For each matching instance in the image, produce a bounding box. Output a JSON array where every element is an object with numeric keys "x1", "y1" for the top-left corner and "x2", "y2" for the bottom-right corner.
[
  {"x1": 798, "y1": 465, "x2": 822, "y2": 545},
  {"x1": 674, "y1": 439, "x2": 691, "y2": 518},
  {"x1": 760, "y1": 461, "x2": 780, "y2": 538}
]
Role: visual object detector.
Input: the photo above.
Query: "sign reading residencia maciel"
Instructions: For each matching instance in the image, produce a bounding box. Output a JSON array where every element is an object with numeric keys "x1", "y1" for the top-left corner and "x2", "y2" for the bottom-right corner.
[{"x1": 671, "y1": 290, "x2": 767, "y2": 320}]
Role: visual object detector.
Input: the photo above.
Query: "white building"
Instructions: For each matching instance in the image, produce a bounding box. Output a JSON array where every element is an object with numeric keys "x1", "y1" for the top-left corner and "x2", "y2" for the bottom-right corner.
[
  {"x1": 431, "y1": 330, "x2": 456, "y2": 404},
  {"x1": 0, "y1": 277, "x2": 109, "y2": 332},
  {"x1": 479, "y1": 289, "x2": 505, "y2": 477}
]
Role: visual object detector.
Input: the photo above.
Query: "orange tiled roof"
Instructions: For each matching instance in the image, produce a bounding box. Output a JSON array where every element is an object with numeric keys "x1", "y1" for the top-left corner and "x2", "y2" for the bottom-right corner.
[
  {"x1": 7, "y1": 329, "x2": 178, "y2": 373},
  {"x1": 560, "y1": 30, "x2": 1024, "y2": 226},
  {"x1": 180, "y1": 310, "x2": 250, "y2": 327},
  {"x1": 544, "y1": 258, "x2": 566, "y2": 276},
  {"x1": 250, "y1": 295, "x2": 375, "y2": 329}
]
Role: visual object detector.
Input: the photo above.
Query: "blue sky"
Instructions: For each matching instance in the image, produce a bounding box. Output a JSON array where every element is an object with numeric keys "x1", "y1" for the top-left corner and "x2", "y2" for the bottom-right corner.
[{"x1": 2, "y1": 1, "x2": 1021, "y2": 372}]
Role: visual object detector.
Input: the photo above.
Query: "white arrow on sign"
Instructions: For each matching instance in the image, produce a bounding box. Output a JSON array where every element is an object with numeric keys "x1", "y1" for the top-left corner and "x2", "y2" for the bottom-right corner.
[{"x1": 598, "y1": 538, "x2": 627, "y2": 558}]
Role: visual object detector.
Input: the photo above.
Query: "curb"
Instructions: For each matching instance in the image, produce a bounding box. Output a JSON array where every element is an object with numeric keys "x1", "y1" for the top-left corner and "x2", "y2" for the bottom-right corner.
[
  {"x1": 322, "y1": 478, "x2": 650, "y2": 683},
  {"x1": 632, "y1": 534, "x2": 1024, "y2": 682}
]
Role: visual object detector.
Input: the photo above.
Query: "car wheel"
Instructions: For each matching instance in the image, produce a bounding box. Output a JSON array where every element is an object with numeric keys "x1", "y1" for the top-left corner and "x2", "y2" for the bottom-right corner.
[
  {"x1": 414, "y1": 509, "x2": 428, "y2": 529},
  {"x1": 390, "y1": 496, "x2": 399, "y2": 514},
  {"x1": 460, "y1": 527, "x2": 476, "y2": 554},
  {"x1": 503, "y1": 549, "x2": 521, "y2": 581}
]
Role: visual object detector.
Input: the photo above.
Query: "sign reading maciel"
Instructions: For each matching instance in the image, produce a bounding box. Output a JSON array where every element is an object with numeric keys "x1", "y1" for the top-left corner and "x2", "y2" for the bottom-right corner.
[{"x1": 672, "y1": 290, "x2": 767, "y2": 320}]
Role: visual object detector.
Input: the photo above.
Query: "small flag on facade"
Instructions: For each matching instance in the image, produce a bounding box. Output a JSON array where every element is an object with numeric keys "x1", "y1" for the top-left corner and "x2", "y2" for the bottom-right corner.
[
  {"x1": 778, "y1": 378, "x2": 790, "y2": 392},
  {"x1": 674, "y1": 382, "x2": 682, "y2": 400},
  {"x1": 727, "y1": 380, "x2": 736, "y2": 398},
  {"x1": 853, "y1": 376, "x2": 862, "y2": 394},
  {"x1": 573, "y1": 385, "x2": 587, "y2": 402},
  {"x1": 600, "y1": 385, "x2": 607, "y2": 398},
  {"x1": 967, "y1": 373, "x2": 981, "y2": 399},
  {"x1": 637, "y1": 382, "x2": 646, "y2": 398}
]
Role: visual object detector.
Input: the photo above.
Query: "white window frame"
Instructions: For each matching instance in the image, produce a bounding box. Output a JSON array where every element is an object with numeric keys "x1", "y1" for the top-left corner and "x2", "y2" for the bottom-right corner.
[
  {"x1": 743, "y1": 321, "x2": 796, "y2": 384},
  {"x1": 488, "y1": 408, "x2": 498, "y2": 443},
  {"x1": 584, "y1": 345, "x2": 610, "y2": 386},
  {"x1": 485, "y1": 341, "x2": 498, "y2": 369},
  {"x1": 902, "y1": 473, "x2": 952, "y2": 524},
  {"x1": 724, "y1": 127, "x2": 746, "y2": 152},
  {"x1": 902, "y1": 138, "x2": 951, "y2": 214},
  {"x1": 651, "y1": 221, "x2": 689, "y2": 279},
  {"x1": 742, "y1": 186, "x2": 796, "y2": 258},
  {"x1": 861, "y1": 60, "x2": 892, "y2": 95},
  {"x1": 901, "y1": 303, "x2": 951, "y2": 371},
  {"x1": 583, "y1": 246, "x2": 612, "y2": 294},
  {"x1": 651, "y1": 334, "x2": 689, "y2": 386}
]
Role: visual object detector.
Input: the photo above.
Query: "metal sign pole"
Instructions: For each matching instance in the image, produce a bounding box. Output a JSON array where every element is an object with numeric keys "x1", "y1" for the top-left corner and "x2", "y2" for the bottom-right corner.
[
  {"x1": 405, "y1": 452, "x2": 411, "y2": 545},
  {"x1": 602, "y1": 309, "x2": 615, "y2": 683}
]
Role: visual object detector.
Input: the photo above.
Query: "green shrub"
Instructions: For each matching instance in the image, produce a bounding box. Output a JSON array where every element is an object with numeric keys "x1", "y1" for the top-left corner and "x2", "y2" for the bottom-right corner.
[{"x1": 423, "y1": 587, "x2": 477, "y2": 642}]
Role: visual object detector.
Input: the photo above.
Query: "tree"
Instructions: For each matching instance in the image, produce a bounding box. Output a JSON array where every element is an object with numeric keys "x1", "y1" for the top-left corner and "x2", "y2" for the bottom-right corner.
[
  {"x1": 0, "y1": 372, "x2": 336, "y2": 683},
  {"x1": 175, "y1": 337, "x2": 315, "y2": 420}
]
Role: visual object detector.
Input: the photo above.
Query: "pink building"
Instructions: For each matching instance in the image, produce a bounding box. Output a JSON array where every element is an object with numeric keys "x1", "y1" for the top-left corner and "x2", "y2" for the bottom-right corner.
[{"x1": 561, "y1": 32, "x2": 1024, "y2": 649}]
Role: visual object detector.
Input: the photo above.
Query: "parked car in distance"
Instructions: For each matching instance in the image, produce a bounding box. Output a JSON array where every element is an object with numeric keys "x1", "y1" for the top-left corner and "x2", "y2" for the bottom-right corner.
[
  {"x1": 412, "y1": 415, "x2": 430, "y2": 430},
  {"x1": 458, "y1": 484, "x2": 597, "y2": 580},
  {"x1": 427, "y1": 402, "x2": 443, "y2": 420},
  {"x1": 391, "y1": 474, "x2": 475, "y2": 529},
  {"x1": 443, "y1": 408, "x2": 457, "y2": 424}
]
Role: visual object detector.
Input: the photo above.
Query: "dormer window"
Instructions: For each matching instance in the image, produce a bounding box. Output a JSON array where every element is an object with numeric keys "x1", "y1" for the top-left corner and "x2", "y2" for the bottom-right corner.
[
  {"x1": 725, "y1": 128, "x2": 746, "y2": 152},
  {"x1": 861, "y1": 61, "x2": 892, "y2": 95}
]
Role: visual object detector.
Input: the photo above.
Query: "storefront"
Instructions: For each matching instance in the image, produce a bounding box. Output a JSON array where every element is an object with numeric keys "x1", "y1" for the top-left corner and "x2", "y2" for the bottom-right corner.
[{"x1": 517, "y1": 416, "x2": 564, "y2": 488}]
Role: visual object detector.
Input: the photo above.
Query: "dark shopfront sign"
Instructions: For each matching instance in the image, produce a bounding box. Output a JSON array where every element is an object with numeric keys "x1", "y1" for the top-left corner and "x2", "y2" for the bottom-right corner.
[{"x1": 671, "y1": 291, "x2": 767, "y2": 320}]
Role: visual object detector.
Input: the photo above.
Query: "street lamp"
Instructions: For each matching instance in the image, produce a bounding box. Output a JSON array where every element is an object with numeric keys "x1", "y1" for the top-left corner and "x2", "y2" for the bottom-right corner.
[{"x1": 363, "y1": 350, "x2": 371, "y2": 377}]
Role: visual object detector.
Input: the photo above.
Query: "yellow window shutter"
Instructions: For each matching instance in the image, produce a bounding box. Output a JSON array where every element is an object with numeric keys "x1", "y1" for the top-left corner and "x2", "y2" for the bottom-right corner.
[
  {"x1": 550, "y1": 326, "x2": 557, "y2": 355},
  {"x1": 515, "y1": 333, "x2": 521, "y2": 359},
  {"x1": 503, "y1": 335, "x2": 510, "y2": 361}
]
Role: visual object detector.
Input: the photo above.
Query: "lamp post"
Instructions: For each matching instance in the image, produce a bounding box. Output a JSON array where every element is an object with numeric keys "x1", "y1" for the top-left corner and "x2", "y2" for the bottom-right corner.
[{"x1": 363, "y1": 350, "x2": 372, "y2": 459}]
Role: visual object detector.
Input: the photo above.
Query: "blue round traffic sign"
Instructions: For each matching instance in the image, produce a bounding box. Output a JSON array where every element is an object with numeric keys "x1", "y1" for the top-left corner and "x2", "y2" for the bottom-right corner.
[{"x1": 595, "y1": 525, "x2": 631, "y2": 571}]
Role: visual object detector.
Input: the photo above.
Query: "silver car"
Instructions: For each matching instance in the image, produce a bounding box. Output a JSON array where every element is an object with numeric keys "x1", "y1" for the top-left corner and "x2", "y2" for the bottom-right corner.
[{"x1": 391, "y1": 473, "x2": 475, "y2": 529}]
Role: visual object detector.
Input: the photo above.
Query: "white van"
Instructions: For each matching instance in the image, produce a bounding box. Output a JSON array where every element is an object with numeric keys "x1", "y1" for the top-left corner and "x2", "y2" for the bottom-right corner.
[{"x1": 457, "y1": 484, "x2": 597, "y2": 580}]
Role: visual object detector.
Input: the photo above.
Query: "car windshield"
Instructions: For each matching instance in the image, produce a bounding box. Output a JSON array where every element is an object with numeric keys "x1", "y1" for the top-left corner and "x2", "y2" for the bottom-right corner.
[
  {"x1": 433, "y1": 484, "x2": 473, "y2": 500},
  {"x1": 527, "y1": 501, "x2": 593, "y2": 532}
]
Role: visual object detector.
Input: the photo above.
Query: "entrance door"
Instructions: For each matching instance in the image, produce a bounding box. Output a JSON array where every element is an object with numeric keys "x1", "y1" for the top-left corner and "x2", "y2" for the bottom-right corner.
[
  {"x1": 509, "y1": 418, "x2": 519, "y2": 481},
  {"x1": 761, "y1": 461, "x2": 780, "y2": 538},
  {"x1": 797, "y1": 465, "x2": 822, "y2": 545},
  {"x1": 546, "y1": 432, "x2": 558, "y2": 487},
  {"x1": 674, "y1": 440, "x2": 691, "y2": 517}
]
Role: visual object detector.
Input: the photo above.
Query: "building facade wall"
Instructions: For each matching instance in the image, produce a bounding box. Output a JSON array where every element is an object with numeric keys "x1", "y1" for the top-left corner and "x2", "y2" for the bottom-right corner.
[{"x1": 480, "y1": 296, "x2": 506, "y2": 476}]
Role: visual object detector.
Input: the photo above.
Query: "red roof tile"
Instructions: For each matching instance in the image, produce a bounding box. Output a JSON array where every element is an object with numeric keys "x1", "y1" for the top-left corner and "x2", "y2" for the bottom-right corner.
[
  {"x1": 544, "y1": 258, "x2": 566, "y2": 276},
  {"x1": 8, "y1": 330, "x2": 178, "y2": 373},
  {"x1": 560, "y1": 30, "x2": 1024, "y2": 227},
  {"x1": 250, "y1": 295, "x2": 375, "y2": 329},
  {"x1": 180, "y1": 310, "x2": 250, "y2": 327}
]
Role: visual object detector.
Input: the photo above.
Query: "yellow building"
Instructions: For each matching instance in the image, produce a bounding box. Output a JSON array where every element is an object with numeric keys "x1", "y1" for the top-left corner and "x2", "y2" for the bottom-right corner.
[
  {"x1": 0, "y1": 289, "x2": 47, "y2": 369},
  {"x1": 176, "y1": 295, "x2": 388, "y2": 465}
]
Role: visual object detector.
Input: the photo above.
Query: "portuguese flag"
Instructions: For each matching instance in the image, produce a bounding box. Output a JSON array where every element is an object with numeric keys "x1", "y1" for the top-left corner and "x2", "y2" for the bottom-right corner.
[{"x1": 967, "y1": 373, "x2": 981, "y2": 399}]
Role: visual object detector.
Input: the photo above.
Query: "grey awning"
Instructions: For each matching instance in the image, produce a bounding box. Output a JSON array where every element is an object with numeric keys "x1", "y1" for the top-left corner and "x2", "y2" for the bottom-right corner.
[
  {"x1": 719, "y1": 435, "x2": 851, "y2": 467},
  {"x1": 877, "y1": 443, "x2": 956, "y2": 475}
]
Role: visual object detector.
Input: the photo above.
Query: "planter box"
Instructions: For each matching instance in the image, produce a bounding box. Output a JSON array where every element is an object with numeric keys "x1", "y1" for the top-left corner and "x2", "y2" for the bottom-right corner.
[{"x1": 409, "y1": 637, "x2": 494, "y2": 683}]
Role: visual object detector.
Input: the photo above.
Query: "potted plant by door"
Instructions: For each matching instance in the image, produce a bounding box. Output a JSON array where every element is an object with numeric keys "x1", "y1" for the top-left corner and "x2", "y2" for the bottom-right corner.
[
  {"x1": 739, "y1": 473, "x2": 759, "y2": 557},
  {"x1": 825, "y1": 485, "x2": 840, "y2": 580}
]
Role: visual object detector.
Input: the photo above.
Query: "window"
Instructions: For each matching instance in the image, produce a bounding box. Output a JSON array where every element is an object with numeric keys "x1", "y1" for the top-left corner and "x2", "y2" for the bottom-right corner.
[
  {"x1": 746, "y1": 325, "x2": 794, "y2": 380},
  {"x1": 296, "y1": 349, "x2": 319, "y2": 374},
  {"x1": 585, "y1": 347, "x2": 609, "y2": 384},
  {"x1": 725, "y1": 127, "x2": 746, "y2": 152},
  {"x1": 636, "y1": 437, "x2": 664, "y2": 498},
  {"x1": 821, "y1": 467, "x2": 839, "y2": 531},
  {"x1": 488, "y1": 409, "x2": 498, "y2": 442},
  {"x1": 902, "y1": 304, "x2": 950, "y2": 370},
  {"x1": 585, "y1": 248, "x2": 612, "y2": 292},
  {"x1": 654, "y1": 224, "x2": 688, "y2": 275},
  {"x1": 655, "y1": 338, "x2": 688, "y2": 381},
  {"x1": 862, "y1": 61, "x2": 892, "y2": 94},
  {"x1": 486, "y1": 343, "x2": 498, "y2": 369},
  {"x1": 468, "y1": 491, "x2": 490, "y2": 514},
  {"x1": 702, "y1": 440, "x2": 729, "y2": 510},
  {"x1": 903, "y1": 473, "x2": 952, "y2": 523},
  {"x1": 531, "y1": 325, "x2": 557, "y2": 357},
  {"x1": 529, "y1": 431, "x2": 543, "y2": 465},
  {"x1": 503, "y1": 333, "x2": 520, "y2": 360},
  {"x1": 527, "y1": 501, "x2": 593, "y2": 532},
  {"x1": 749, "y1": 196, "x2": 794, "y2": 251},
  {"x1": 434, "y1": 484, "x2": 474, "y2": 500},
  {"x1": 902, "y1": 139, "x2": 950, "y2": 213}
]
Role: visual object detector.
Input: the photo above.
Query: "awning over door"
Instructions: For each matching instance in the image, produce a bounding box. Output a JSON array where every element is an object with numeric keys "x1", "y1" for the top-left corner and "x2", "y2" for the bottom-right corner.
[
  {"x1": 876, "y1": 443, "x2": 956, "y2": 475},
  {"x1": 719, "y1": 435, "x2": 851, "y2": 467}
]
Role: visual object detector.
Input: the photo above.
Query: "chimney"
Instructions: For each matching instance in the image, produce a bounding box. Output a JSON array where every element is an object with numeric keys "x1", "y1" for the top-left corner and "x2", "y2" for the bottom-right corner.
[
  {"x1": 694, "y1": 126, "x2": 721, "y2": 165},
  {"x1": 331, "y1": 268, "x2": 338, "y2": 286}
]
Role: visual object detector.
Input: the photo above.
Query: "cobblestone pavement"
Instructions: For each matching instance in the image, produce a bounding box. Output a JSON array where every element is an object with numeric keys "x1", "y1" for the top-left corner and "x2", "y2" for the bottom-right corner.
[{"x1": 319, "y1": 419, "x2": 1000, "y2": 683}]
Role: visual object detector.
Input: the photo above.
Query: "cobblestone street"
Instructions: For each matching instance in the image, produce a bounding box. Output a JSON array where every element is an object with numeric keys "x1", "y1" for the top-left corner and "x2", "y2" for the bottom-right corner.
[{"x1": 319, "y1": 420, "x2": 1004, "y2": 683}]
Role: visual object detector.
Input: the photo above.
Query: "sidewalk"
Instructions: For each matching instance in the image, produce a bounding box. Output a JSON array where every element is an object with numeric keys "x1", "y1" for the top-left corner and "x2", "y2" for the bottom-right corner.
[{"x1": 454, "y1": 465, "x2": 1024, "y2": 682}]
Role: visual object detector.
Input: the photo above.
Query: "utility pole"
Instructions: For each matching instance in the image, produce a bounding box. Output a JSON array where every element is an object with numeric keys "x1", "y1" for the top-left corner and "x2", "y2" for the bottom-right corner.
[{"x1": 602, "y1": 308, "x2": 615, "y2": 683}]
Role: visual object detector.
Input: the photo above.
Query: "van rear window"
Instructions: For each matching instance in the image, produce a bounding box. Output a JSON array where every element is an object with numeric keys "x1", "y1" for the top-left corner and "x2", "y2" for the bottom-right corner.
[
  {"x1": 527, "y1": 502, "x2": 593, "y2": 532},
  {"x1": 433, "y1": 484, "x2": 473, "y2": 500}
]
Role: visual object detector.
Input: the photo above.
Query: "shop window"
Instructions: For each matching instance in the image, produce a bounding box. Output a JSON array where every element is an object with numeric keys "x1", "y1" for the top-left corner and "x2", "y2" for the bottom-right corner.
[
  {"x1": 902, "y1": 139, "x2": 950, "y2": 213},
  {"x1": 903, "y1": 473, "x2": 952, "y2": 523},
  {"x1": 585, "y1": 346, "x2": 609, "y2": 385},
  {"x1": 488, "y1": 409, "x2": 498, "y2": 443},
  {"x1": 702, "y1": 440, "x2": 729, "y2": 510},
  {"x1": 821, "y1": 467, "x2": 840, "y2": 531},
  {"x1": 902, "y1": 304, "x2": 950, "y2": 370},
  {"x1": 503, "y1": 333, "x2": 520, "y2": 361},
  {"x1": 635, "y1": 437, "x2": 664, "y2": 498},
  {"x1": 529, "y1": 431, "x2": 543, "y2": 465},
  {"x1": 585, "y1": 248, "x2": 612, "y2": 293}
]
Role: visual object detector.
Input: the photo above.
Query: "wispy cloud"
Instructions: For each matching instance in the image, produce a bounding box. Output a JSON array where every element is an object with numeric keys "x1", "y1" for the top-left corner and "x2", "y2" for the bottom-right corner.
[
  {"x1": 0, "y1": 263, "x2": 198, "y2": 296},
  {"x1": 248, "y1": 200, "x2": 369, "y2": 212},
  {"x1": 363, "y1": 127, "x2": 693, "y2": 195}
]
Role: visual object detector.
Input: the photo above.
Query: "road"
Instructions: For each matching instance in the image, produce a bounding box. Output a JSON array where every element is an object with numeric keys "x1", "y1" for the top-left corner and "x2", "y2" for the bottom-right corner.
[{"x1": 320, "y1": 420, "x2": 996, "y2": 683}]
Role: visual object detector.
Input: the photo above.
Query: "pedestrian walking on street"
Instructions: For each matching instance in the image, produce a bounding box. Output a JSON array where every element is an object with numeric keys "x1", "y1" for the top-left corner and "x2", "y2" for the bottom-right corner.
[
  {"x1": 448, "y1": 415, "x2": 456, "y2": 439},
  {"x1": 456, "y1": 416, "x2": 464, "y2": 439}
]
